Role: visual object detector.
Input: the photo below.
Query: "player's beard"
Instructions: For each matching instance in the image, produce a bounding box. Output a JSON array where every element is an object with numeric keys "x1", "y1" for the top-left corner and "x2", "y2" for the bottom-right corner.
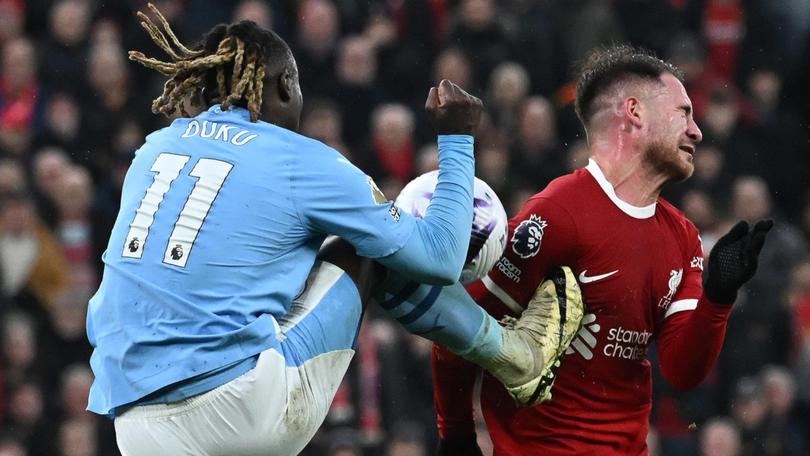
[{"x1": 644, "y1": 140, "x2": 694, "y2": 183}]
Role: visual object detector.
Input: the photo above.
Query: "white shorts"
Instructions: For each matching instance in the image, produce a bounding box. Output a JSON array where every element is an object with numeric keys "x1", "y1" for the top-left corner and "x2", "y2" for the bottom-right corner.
[{"x1": 114, "y1": 261, "x2": 362, "y2": 456}]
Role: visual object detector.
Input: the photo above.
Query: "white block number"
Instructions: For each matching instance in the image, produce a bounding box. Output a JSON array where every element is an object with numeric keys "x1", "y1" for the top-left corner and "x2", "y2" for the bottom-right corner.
[
  {"x1": 122, "y1": 153, "x2": 232, "y2": 267},
  {"x1": 163, "y1": 159, "x2": 233, "y2": 267}
]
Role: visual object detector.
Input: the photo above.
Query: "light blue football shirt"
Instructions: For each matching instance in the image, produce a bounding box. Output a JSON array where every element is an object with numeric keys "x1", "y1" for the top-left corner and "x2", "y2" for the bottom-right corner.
[{"x1": 86, "y1": 106, "x2": 433, "y2": 416}]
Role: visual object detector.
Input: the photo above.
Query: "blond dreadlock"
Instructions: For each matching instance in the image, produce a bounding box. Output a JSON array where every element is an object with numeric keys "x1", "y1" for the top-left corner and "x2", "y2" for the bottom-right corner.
[{"x1": 128, "y1": 3, "x2": 268, "y2": 121}]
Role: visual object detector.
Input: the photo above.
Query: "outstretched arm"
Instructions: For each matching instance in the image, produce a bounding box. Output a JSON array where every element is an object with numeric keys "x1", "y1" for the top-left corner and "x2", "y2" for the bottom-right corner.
[
  {"x1": 377, "y1": 80, "x2": 483, "y2": 284},
  {"x1": 657, "y1": 220, "x2": 772, "y2": 390},
  {"x1": 302, "y1": 80, "x2": 481, "y2": 286}
]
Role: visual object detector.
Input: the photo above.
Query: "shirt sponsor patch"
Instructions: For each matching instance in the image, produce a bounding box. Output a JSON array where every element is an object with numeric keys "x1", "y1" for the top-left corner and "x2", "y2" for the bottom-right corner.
[
  {"x1": 388, "y1": 203, "x2": 401, "y2": 222},
  {"x1": 510, "y1": 214, "x2": 547, "y2": 259}
]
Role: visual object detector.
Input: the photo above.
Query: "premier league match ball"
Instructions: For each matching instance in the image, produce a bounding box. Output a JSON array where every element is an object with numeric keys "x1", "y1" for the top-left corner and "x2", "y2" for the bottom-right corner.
[{"x1": 396, "y1": 170, "x2": 509, "y2": 284}]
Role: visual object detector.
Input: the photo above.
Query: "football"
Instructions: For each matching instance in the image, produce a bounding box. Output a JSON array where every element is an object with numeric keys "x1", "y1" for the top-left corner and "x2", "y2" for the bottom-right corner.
[{"x1": 396, "y1": 170, "x2": 509, "y2": 284}]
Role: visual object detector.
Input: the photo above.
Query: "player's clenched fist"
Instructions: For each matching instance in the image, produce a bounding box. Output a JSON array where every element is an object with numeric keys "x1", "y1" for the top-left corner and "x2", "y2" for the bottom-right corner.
[{"x1": 425, "y1": 79, "x2": 483, "y2": 136}]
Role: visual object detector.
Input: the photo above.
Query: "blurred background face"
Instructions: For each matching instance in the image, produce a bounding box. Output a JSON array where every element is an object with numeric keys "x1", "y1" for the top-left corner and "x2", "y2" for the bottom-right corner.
[
  {"x1": 302, "y1": 103, "x2": 343, "y2": 147},
  {"x1": 490, "y1": 62, "x2": 529, "y2": 110},
  {"x1": 61, "y1": 365, "x2": 94, "y2": 417},
  {"x1": 89, "y1": 44, "x2": 127, "y2": 92},
  {"x1": 461, "y1": 0, "x2": 495, "y2": 30},
  {"x1": 699, "y1": 420, "x2": 741, "y2": 456},
  {"x1": 476, "y1": 142, "x2": 509, "y2": 186},
  {"x1": 233, "y1": 0, "x2": 272, "y2": 29},
  {"x1": 693, "y1": 145, "x2": 724, "y2": 182},
  {"x1": 747, "y1": 69, "x2": 781, "y2": 109},
  {"x1": 732, "y1": 177, "x2": 771, "y2": 221},
  {"x1": 298, "y1": 0, "x2": 338, "y2": 51},
  {"x1": 0, "y1": 197, "x2": 36, "y2": 234},
  {"x1": 434, "y1": 49, "x2": 471, "y2": 90},
  {"x1": 762, "y1": 368, "x2": 796, "y2": 417},
  {"x1": 681, "y1": 190, "x2": 716, "y2": 230},
  {"x1": 45, "y1": 93, "x2": 81, "y2": 139},
  {"x1": 0, "y1": 0, "x2": 24, "y2": 43},
  {"x1": 2, "y1": 38, "x2": 36, "y2": 92},
  {"x1": 90, "y1": 17, "x2": 121, "y2": 46},
  {"x1": 9, "y1": 383, "x2": 43, "y2": 425},
  {"x1": 50, "y1": 0, "x2": 90, "y2": 46},
  {"x1": 59, "y1": 420, "x2": 96, "y2": 456},
  {"x1": 33, "y1": 148, "x2": 69, "y2": 197},
  {"x1": 0, "y1": 159, "x2": 25, "y2": 195},
  {"x1": 519, "y1": 97, "x2": 556, "y2": 150},
  {"x1": 372, "y1": 105, "x2": 413, "y2": 149},
  {"x1": 337, "y1": 36, "x2": 376, "y2": 85},
  {"x1": 2, "y1": 314, "x2": 36, "y2": 370},
  {"x1": 53, "y1": 166, "x2": 92, "y2": 219},
  {"x1": 703, "y1": 87, "x2": 740, "y2": 139}
]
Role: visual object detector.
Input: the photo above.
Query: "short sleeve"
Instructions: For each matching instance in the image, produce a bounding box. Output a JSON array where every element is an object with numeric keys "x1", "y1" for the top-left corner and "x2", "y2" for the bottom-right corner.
[
  {"x1": 293, "y1": 146, "x2": 416, "y2": 258},
  {"x1": 663, "y1": 224, "x2": 705, "y2": 319},
  {"x1": 470, "y1": 195, "x2": 579, "y2": 314}
]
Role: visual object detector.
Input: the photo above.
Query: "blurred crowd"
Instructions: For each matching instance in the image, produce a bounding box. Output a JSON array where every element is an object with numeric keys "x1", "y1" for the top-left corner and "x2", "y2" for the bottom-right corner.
[{"x1": 0, "y1": 0, "x2": 808, "y2": 455}]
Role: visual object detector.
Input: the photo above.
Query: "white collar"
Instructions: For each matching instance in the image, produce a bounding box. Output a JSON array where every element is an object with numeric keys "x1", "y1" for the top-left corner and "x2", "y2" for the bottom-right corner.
[{"x1": 585, "y1": 159, "x2": 656, "y2": 219}]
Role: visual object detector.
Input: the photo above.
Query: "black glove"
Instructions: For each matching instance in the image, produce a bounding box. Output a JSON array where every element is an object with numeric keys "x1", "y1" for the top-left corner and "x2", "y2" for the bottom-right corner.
[
  {"x1": 436, "y1": 433, "x2": 484, "y2": 456},
  {"x1": 704, "y1": 219, "x2": 773, "y2": 305}
]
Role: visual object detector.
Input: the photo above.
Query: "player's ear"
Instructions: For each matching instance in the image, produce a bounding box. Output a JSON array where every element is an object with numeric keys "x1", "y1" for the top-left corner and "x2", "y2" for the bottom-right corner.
[
  {"x1": 624, "y1": 97, "x2": 643, "y2": 129},
  {"x1": 277, "y1": 69, "x2": 294, "y2": 103}
]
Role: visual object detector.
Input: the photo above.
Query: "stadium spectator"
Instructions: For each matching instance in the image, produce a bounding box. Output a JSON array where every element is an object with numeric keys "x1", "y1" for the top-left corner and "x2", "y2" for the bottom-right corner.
[
  {"x1": 361, "y1": 103, "x2": 417, "y2": 187},
  {"x1": 0, "y1": 191, "x2": 70, "y2": 310},
  {"x1": 301, "y1": 98, "x2": 350, "y2": 159},
  {"x1": 0, "y1": 38, "x2": 39, "y2": 157},
  {"x1": 510, "y1": 96, "x2": 566, "y2": 191},
  {"x1": 699, "y1": 417, "x2": 742, "y2": 456},
  {"x1": 0, "y1": 0, "x2": 24, "y2": 46},
  {"x1": 39, "y1": 0, "x2": 91, "y2": 96},
  {"x1": 293, "y1": 0, "x2": 340, "y2": 98},
  {"x1": 333, "y1": 35, "x2": 386, "y2": 147},
  {"x1": 51, "y1": 165, "x2": 113, "y2": 285},
  {"x1": 448, "y1": 0, "x2": 513, "y2": 91},
  {"x1": 758, "y1": 366, "x2": 806, "y2": 455},
  {"x1": 57, "y1": 418, "x2": 96, "y2": 456},
  {"x1": 232, "y1": 0, "x2": 273, "y2": 30},
  {"x1": 433, "y1": 47, "x2": 474, "y2": 93},
  {"x1": 486, "y1": 62, "x2": 530, "y2": 133},
  {"x1": 37, "y1": 93, "x2": 84, "y2": 155},
  {"x1": 729, "y1": 377, "x2": 768, "y2": 456},
  {"x1": 1, "y1": 312, "x2": 37, "y2": 385}
]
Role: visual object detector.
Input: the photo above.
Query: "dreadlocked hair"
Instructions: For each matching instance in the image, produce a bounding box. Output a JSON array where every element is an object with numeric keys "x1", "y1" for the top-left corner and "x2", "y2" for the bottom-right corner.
[{"x1": 129, "y1": 3, "x2": 289, "y2": 122}]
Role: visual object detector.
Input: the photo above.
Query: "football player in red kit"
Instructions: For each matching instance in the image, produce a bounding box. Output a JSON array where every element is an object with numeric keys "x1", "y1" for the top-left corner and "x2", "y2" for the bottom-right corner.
[{"x1": 433, "y1": 44, "x2": 773, "y2": 455}]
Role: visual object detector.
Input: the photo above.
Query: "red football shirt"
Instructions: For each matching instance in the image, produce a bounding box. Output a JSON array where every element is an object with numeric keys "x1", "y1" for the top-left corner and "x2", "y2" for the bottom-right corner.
[{"x1": 433, "y1": 160, "x2": 733, "y2": 455}]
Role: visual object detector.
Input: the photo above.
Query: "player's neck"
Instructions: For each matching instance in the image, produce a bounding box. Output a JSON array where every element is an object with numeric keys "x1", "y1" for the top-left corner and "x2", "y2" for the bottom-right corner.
[{"x1": 589, "y1": 143, "x2": 667, "y2": 207}]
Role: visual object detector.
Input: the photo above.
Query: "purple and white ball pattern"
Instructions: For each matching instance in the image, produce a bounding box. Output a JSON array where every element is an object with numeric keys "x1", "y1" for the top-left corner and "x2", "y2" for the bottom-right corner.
[{"x1": 395, "y1": 170, "x2": 508, "y2": 284}]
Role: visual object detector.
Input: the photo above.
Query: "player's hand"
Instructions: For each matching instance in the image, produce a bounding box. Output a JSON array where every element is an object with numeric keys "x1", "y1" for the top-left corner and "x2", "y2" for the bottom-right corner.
[
  {"x1": 425, "y1": 79, "x2": 483, "y2": 136},
  {"x1": 704, "y1": 219, "x2": 773, "y2": 305},
  {"x1": 436, "y1": 434, "x2": 484, "y2": 456}
]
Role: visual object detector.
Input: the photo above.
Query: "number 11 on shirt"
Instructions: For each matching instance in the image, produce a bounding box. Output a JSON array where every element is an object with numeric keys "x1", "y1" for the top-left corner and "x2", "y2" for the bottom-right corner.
[{"x1": 122, "y1": 152, "x2": 233, "y2": 268}]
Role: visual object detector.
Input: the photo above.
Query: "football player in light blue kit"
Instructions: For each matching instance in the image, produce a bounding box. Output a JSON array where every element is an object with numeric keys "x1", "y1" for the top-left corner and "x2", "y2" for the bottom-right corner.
[{"x1": 90, "y1": 7, "x2": 579, "y2": 455}]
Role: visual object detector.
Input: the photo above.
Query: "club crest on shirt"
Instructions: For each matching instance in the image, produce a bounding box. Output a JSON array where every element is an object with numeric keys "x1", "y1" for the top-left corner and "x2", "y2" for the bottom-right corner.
[
  {"x1": 658, "y1": 268, "x2": 683, "y2": 310},
  {"x1": 511, "y1": 214, "x2": 547, "y2": 259},
  {"x1": 367, "y1": 176, "x2": 388, "y2": 204}
]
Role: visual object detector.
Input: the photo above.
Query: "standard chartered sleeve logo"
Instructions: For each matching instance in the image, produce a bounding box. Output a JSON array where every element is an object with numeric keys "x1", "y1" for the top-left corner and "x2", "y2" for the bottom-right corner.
[
  {"x1": 565, "y1": 313, "x2": 652, "y2": 361},
  {"x1": 566, "y1": 313, "x2": 600, "y2": 360}
]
